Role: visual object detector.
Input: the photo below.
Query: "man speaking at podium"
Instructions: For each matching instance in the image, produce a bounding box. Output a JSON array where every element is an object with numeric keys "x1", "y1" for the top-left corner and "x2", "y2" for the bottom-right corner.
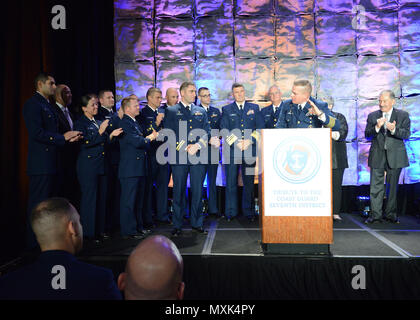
[{"x1": 276, "y1": 80, "x2": 340, "y2": 130}]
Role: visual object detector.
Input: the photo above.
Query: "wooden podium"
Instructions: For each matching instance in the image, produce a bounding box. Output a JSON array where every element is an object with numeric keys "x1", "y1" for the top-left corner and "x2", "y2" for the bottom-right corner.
[{"x1": 259, "y1": 128, "x2": 333, "y2": 255}]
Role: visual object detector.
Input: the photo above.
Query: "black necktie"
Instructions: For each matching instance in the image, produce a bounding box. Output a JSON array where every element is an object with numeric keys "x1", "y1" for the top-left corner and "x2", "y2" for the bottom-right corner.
[
  {"x1": 186, "y1": 105, "x2": 190, "y2": 112},
  {"x1": 92, "y1": 119, "x2": 99, "y2": 128}
]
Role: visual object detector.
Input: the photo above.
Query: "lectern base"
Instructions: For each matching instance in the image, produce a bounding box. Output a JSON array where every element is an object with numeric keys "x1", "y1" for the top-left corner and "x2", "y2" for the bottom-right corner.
[{"x1": 262, "y1": 243, "x2": 330, "y2": 256}]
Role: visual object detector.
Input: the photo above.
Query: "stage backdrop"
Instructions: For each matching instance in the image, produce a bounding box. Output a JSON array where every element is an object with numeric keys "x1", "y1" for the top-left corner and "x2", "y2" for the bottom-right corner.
[{"x1": 113, "y1": 0, "x2": 420, "y2": 186}]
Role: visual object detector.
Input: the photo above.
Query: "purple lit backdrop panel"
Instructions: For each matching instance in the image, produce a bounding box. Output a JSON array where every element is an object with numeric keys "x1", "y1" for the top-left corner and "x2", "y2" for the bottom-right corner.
[
  {"x1": 195, "y1": 0, "x2": 233, "y2": 17},
  {"x1": 276, "y1": 15, "x2": 315, "y2": 58},
  {"x1": 315, "y1": 13, "x2": 356, "y2": 56},
  {"x1": 114, "y1": 20, "x2": 154, "y2": 61},
  {"x1": 114, "y1": 0, "x2": 420, "y2": 185},
  {"x1": 196, "y1": 17, "x2": 233, "y2": 58},
  {"x1": 235, "y1": 17, "x2": 275, "y2": 57}
]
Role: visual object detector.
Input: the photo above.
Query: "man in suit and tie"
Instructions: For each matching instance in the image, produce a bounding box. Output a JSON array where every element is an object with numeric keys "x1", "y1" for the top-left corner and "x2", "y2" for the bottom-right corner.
[
  {"x1": 261, "y1": 85, "x2": 283, "y2": 128},
  {"x1": 0, "y1": 198, "x2": 122, "y2": 300},
  {"x1": 276, "y1": 80, "x2": 340, "y2": 130},
  {"x1": 163, "y1": 82, "x2": 215, "y2": 236},
  {"x1": 52, "y1": 84, "x2": 79, "y2": 209},
  {"x1": 322, "y1": 96, "x2": 349, "y2": 221},
  {"x1": 23, "y1": 73, "x2": 82, "y2": 248},
  {"x1": 364, "y1": 90, "x2": 411, "y2": 224},
  {"x1": 198, "y1": 87, "x2": 222, "y2": 217},
  {"x1": 221, "y1": 83, "x2": 264, "y2": 222},
  {"x1": 119, "y1": 96, "x2": 158, "y2": 239},
  {"x1": 137, "y1": 87, "x2": 171, "y2": 226}
]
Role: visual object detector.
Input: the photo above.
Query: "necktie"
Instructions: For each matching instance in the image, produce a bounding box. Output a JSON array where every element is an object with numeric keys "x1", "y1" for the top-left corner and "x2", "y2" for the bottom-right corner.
[
  {"x1": 63, "y1": 107, "x2": 73, "y2": 130},
  {"x1": 274, "y1": 106, "x2": 278, "y2": 114},
  {"x1": 186, "y1": 105, "x2": 190, "y2": 112}
]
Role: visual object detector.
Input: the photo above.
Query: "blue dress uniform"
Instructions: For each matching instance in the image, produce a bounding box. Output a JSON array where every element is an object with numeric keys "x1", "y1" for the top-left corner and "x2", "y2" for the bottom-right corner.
[
  {"x1": 137, "y1": 105, "x2": 170, "y2": 224},
  {"x1": 74, "y1": 115, "x2": 109, "y2": 239},
  {"x1": 275, "y1": 98, "x2": 340, "y2": 130},
  {"x1": 163, "y1": 103, "x2": 210, "y2": 231},
  {"x1": 220, "y1": 102, "x2": 264, "y2": 219},
  {"x1": 201, "y1": 104, "x2": 222, "y2": 215},
  {"x1": 0, "y1": 250, "x2": 122, "y2": 300},
  {"x1": 261, "y1": 103, "x2": 283, "y2": 128},
  {"x1": 104, "y1": 113, "x2": 122, "y2": 233},
  {"x1": 118, "y1": 115, "x2": 151, "y2": 236},
  {"x1": 23, "y1": 92, "x2": 66, "y2": 247}
]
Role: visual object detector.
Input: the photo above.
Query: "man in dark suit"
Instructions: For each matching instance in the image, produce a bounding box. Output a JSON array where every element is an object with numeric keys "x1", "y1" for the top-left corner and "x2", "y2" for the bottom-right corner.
[
  {"x1": 119, "y1": 96, "x2": 158, "y2": 239},
  {"x1": 198, "y1": 87, "x2": 222, "y2": 217},
  {"x1": 163, "y1": 82, "x2": 213, "y2": 236},
  {"x1": 0, "y1": 198, "x2": 122, "y2": 300},
  {"x1": 261, "y1": 85, "x2": 283, "y2": 128},
  {"x1": 137, "y1": 88, "x2": 171, "y2": 226},
  {"x1": 118, "y1": 235, "x2": 184, "y2": 300},
  {"x1": 364, "y1": 90, "x2": 411, "y2": 224},
  {"x1": 23, "y1": 73, "x2": 82, "y2": 248},
  {"x1": 322, "y1": 96, "x2": 349, "y2": 221},
  {"x1": 276, "y1": 80, "x2": 340, "y2": 130},
  {"x1": 52, "y1": 84, "x2": 79, "y2": 209},
  {"x1": 221, "y1": 83, "x2": 264, "y2": 222}
]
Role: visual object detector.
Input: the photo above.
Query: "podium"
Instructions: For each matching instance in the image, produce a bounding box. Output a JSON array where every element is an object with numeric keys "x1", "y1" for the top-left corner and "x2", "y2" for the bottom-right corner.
[{"x1": 259, "y1": 128, "x2": 333, "y2": 255}]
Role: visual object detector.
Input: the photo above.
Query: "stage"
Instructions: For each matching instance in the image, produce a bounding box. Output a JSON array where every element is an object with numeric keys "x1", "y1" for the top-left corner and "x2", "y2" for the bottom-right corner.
[{"x1": 72, "y1": 212, "x2": 420, "y2": 300}]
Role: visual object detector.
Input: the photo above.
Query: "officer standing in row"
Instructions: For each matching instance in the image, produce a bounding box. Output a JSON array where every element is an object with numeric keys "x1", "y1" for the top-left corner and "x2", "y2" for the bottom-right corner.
[
  {"x1": 221, "y1": 83, "x2": 264, "y2": 222},
  {"x1": 261, "y1": 85, "x2": 283, "y2": 128},
  {"x1": 164, "y1": 82, "x2": 217, "y2": 236},
  {"x1": 198, "y1": 87, "x2": 222, "y2": 217},
  {"x1": 138, "y1": 88, "x2": 171, "y2": 226}
]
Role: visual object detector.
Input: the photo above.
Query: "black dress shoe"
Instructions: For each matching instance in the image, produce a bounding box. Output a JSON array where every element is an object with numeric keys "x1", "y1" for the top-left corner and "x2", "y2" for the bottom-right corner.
[
  {"x1": 225, "y1": 216, "x2": 235, "y2": 222},
  {"x1": 99, "y1": 233, "x2": 111, "y2": 241},
  {"x1": 192, "y1": 227, "x2": 208, "y2": 235},
  {"x1": 171, "y1": 228, "x2": 182, "y2": 237},
  {"x1": 123, "y1": 233, "x2": 145, "y2": 240},
  {"x1": 247, "y1": 216, "x2": 256, "y2": 222},
  {"x1": 364, "y1": 218, "x2": 383, "y2": 224},
  {"x1": 157, "y1": 219, "x2": 173, "y2": 226},
  {"x1": 384, "y1": 217, "x2": 400, "y2": 224},
  {"x1": 137, "y1": 229, "x2": 153, "y2": 236}
]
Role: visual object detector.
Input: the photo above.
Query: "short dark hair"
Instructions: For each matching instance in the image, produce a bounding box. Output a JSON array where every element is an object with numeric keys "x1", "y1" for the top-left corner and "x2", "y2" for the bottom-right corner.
[
  {"x1": 34, "y1": 72, "x2": 53, "y2": 90},
  {"x1": 198, "y1": 87, "x2": 209, "y2": 96},
  {"x1": 232, "y1": 83, "x2": 244, "y2": 91},
  {"x1": 146, "y1": 87, "x2": 162, "y2": 100},
  {"x1": 80, "y1": 93, "x2": 98, "y2": 108},
  {"x1": 180, "y1": 82, "x2": 195, "y2": 93},
  {"x1": 98, "y1": 90, "x2": 113, "y2": 99}
]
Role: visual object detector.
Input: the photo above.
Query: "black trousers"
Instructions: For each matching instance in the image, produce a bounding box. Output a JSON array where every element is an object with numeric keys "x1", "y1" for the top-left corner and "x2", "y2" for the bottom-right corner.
[
  {"x1": 332, "y1": 168, "x2": 345, "y2": 215},
  {"x1": 370, "y1": 163, "x2": 402, "y2": 220},
  {"x1": 27, "y1": 175, "x2": 59, "y2": 248}
]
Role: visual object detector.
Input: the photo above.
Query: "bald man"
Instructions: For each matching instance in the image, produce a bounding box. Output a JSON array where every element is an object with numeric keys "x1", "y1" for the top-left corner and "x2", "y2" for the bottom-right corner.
[
  {"x1": 118, "y1": 235, "x2": 184, "y2": 300},
  {"x1": 0, "y1": 198, "x2": 122, "y2": 300},
  {"x1": 52, "y1": 85, "x2": 79, "y2": 207},
  {"x1": 164, "y1": 88, "x2": 179, "y2": 108}
]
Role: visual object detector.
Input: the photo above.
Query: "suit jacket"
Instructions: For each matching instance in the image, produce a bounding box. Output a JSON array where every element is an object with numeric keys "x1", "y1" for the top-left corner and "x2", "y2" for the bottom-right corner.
[
  {"x1": 261, "y1": 103, "x2": 283, "y2": 128},
  {"x1": 163, "y1": 103, "x2": 210, "y2": 165},
  {"x1": 118, "y1": 114, "x2": 150, "y2": 178},
  {"x1": 276, "y1": 97, "x2": 340, "y2": 131},
  {"x1": 365, "y1": 108, "x2": 410, "y2": 169},
  {"x1": 74, "y1": 115, "x2": 108, "y2": 176},
  {"x1": 0, "y1": 250, "x2": 122, "y2": 300},
  {"x1": 51, "y1": 103, "x2": 78, "y2": 172},
  {"x1": 22, "y1": 93, "x2": 66, "y2": 175},
  {"x1": 220, "y1": 101, "x2": 264, "y2": 160},
  {"x1": 331, "y1": 111, "x2": 349, "y2": 169}
]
